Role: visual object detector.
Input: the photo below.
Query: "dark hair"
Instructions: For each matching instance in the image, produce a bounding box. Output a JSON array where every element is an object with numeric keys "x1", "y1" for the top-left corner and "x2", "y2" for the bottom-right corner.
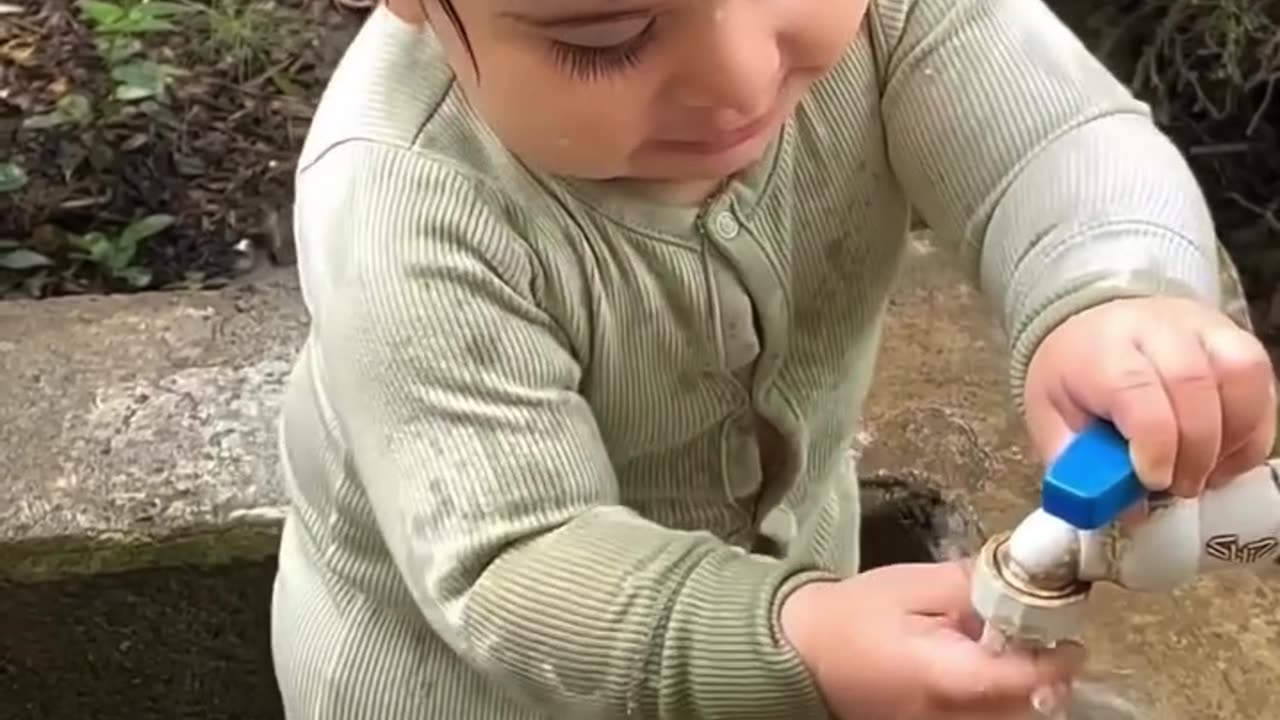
[{"x1": 425, "y1": 0, "x2": 479, "y2": 76}]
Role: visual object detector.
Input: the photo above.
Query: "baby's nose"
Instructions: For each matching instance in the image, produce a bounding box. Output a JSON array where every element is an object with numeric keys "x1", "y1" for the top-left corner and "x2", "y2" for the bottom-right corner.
[{"x1": 673, "y1": 6, "x2": 783, "y2": 117}]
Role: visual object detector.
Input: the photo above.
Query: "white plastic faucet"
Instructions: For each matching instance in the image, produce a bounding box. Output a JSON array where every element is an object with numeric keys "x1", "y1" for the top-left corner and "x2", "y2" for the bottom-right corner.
[
  {"x1": 1006, "y1": 461, "x2": 1280, "y2": 592},
  {"x1": 970, "y1": 420, "x2": 1280, "y2": 717}
]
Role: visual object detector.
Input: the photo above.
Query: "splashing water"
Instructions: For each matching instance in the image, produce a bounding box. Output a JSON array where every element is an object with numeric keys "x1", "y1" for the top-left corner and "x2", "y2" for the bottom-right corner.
[
  {"x1": 980, "y1": 624, "x2": 1154, "y2": 720},
  {"x1": 1063, "y1": 678, "x2": 1152, "y2": 720}
]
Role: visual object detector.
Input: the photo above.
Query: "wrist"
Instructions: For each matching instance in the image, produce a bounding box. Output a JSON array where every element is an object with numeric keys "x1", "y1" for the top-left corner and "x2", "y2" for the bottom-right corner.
[{"x1": 778, "y1": 575, "x2": 838, "y2": 673}]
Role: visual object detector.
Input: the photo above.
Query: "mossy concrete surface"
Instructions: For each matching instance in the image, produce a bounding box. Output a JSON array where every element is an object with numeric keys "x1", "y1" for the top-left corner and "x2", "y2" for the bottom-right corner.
[{"x1": 1, "y1": 234, "x2": 1276, "y2": 719}]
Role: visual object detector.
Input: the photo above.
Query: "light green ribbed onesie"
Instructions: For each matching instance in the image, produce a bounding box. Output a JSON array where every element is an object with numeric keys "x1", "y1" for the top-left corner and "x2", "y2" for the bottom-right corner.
[{"x1": 270, "y1": 1, "x2": 1221, "y2": 718}]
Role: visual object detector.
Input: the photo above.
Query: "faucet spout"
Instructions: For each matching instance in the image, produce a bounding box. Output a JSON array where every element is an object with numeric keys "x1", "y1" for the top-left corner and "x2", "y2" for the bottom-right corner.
[
  {"x1": 971, "y1": 530, "x2": 1091, "y2": 649},
  {"x1": 1006, "y1": 508, "x2": 1083, "y2": 589}
]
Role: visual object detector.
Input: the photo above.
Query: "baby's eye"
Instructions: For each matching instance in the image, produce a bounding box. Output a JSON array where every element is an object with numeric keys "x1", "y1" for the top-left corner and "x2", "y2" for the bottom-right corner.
[
  {"x1": 548, "y1": 17, "x2": 654, "y2": 49},
  {"x1": 547, "y1": 17, "x2": 657, "y2": 81}
]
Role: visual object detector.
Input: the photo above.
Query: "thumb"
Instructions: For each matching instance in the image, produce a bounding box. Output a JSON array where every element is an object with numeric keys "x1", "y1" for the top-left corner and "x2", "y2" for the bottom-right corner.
[
  {"x1": 925, "y1": 634, "x2": 1086, "y2": 706},
  {"x1": 1023, "y1": 361, "x2": 1092, "y2": 466}
]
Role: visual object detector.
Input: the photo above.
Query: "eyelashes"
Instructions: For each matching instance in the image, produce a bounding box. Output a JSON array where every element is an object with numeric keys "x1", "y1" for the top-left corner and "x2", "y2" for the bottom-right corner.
[{"x1": 549, "y1": 20, "x2": 657, "y2": 81}]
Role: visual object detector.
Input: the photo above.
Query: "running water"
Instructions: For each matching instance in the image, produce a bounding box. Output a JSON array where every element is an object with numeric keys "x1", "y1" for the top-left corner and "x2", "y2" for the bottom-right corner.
[
  {"x1": 1062, "y1": 679, "x2": 1151, "y2": 720},
  {"x1": 980, "y1": 625, "x2": 1153, "y2": 720}
]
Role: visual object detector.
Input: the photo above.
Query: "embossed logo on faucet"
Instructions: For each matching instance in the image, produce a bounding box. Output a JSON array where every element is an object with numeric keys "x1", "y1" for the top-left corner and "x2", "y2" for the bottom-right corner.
[{"x1": 1205, "y1": 534, "x2": 1280, "y2": 565}]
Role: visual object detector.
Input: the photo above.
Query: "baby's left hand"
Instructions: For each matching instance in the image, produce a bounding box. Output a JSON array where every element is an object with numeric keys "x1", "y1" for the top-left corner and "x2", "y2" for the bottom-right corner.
[{"x1": 1024, "y1": 296, "x2": 1276, "y2": 498}]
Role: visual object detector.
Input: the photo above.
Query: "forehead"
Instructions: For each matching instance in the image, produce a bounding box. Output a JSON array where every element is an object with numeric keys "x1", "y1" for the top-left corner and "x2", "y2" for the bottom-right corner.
[
  {"x1": 486, "y1": 0, "x2": 664, "y2": 28},
  {"x1": 492, "y1": 0, "x2": 657, "y2": 7},
  {"x1": 489, "y1": 0, "x2": 671, "y2": 16}
]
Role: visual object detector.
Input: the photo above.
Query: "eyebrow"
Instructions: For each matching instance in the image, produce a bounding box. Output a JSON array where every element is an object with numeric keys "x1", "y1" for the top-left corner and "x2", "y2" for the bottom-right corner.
[{"x1": 500, "y1": 6, "x2": 652, "y2": 29}]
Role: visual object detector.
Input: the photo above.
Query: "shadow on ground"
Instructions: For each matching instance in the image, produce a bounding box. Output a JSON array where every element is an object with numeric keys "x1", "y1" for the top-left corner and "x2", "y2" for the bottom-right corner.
[{"x1": 0, "y1": 560, "x2": 279, "y2": 720}]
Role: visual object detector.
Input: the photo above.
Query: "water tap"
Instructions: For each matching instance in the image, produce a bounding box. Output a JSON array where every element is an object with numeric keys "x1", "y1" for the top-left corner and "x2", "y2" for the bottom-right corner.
[{"x1": 972, "y1": 419, "x2": 1280, "y2": 651}]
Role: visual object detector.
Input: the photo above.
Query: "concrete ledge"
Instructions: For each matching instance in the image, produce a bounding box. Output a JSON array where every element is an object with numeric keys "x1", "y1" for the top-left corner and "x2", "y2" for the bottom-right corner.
[
  {"x1": 1, "y1": 234, "x2": 1276, "y2": 719},
  {"x1": 0, "y1": 272, "x2": 305, "y2": 582}
]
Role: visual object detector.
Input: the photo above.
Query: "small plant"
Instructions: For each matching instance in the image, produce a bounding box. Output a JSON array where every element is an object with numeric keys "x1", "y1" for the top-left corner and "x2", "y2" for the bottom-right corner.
[
  {"x1": 0, "y1": 240, "x2": 54, "y2": 272},
  {"x1": 0, "y1": 162, "x2": 28, "y2": 193},
  {"x1": 22, "y1": 93, "x2": 95, "y2": 131},
  {"x1": 77, "y1": 0, "x2": 191, "y2": 102},
  {"x1": 0, "y1": 239, "x2": 57, "y2": 298},
  {"x1": 69, "y1": 214, "x2": 175, "y2": 289},
  {"x1": 188, "y1": 0, "x2": 291, "y2": 82}
]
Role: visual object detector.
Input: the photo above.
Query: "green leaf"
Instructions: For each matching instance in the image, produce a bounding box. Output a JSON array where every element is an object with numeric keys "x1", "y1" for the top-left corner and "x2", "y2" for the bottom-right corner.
[
  {"x1": 118, "y1": 265, "x2": 153, "y2": 288},
  {"x1": 112, "y1": 59, "x2": 173, "y2": 101},
  {"x1": 115, "y1": 84, "x2": 158, "y2": 101},
  {"x1": 0, "y1": 162, "x2": 28, "y2": 193},
  {"x1": 0, "y1": 248, "x2": 54, "y2": 271},
  {"x1": 98, "y1": 36, "x2": 142, "y2": 62},
  {"x1": 57, "y1": 93, "x2": 94, "y2": 123},
  {"x1": 79, "y1": 0, "x2": 125, "y2": 26},
  {"x1": 70, "y1": 231, "x2": 109, "y2": 254},
  {"x1": 138, "y1": 1, "x2": 196, "y2": 16},
  {"x1": 122, "y1": 16, "x2": 177, "y2": 33},
  {"x1": 119, "y1": 214, "x2": 175, "y2": 247},
  {"x1": 23, "y1": 92, "x2": 94, "y2": 130},
  {"x1": 23, "y1": 113, "x2": 68, "y2": 131}
]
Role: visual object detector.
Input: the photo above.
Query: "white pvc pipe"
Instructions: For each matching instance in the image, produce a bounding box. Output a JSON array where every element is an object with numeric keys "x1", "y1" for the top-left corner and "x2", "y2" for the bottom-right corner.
[
  {"x1": 1006, "y1": 508, "x2": 1081, "y2": 582},
  {"x1": 1006, "y1": 461, "x2": 1280, "y2": 592}
]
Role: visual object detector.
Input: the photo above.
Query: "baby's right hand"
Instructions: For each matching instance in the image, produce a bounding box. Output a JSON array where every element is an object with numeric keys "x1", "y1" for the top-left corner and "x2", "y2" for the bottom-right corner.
[{"x1": 780, "y1": 560, "x2": 1085, "y2": 719}]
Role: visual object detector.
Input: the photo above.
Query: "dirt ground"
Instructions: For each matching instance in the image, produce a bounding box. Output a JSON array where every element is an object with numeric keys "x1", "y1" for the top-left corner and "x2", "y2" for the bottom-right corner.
[{"x1": 0, "y1": 0, "x2": 363, "y2": 297}]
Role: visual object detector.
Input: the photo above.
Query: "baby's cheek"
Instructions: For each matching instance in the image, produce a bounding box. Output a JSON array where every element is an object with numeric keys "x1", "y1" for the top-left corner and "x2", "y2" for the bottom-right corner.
[
  {"x1": 785, "y1": 0, "x2": 870, "y2": 73},
  {"x1": 474, "y1": 67, "x2": 655, "y2": 178}
]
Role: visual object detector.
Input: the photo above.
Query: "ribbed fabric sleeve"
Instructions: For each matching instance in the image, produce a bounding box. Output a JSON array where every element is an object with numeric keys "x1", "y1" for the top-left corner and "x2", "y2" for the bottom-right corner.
[
  {"x1": 299, "y1": 141, "x2": 833, "y2": 719},
  {"x1": 876, "y1": 0, "x2": 1221, "y2": 406}
]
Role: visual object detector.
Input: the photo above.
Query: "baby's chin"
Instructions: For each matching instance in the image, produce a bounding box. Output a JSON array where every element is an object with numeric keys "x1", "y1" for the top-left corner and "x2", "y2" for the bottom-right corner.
[
  {"x1": 514, "y1": 131, "x2": 778, "y2": 206},
  {"x1": 560, "y1": 140, "x2": 773, "y2": 184}
]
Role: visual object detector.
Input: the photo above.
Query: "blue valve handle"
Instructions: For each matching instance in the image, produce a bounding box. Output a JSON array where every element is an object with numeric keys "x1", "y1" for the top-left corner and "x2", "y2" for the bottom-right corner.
[{"x1": 1041, "y1": 420, "x2": 1148, "y2": 530}]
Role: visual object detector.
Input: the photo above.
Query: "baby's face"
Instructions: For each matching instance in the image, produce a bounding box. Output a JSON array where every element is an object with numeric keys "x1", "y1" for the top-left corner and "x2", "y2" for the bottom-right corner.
[{"x1": 423, "y1": 0, "x2": 868, "y2": 187}]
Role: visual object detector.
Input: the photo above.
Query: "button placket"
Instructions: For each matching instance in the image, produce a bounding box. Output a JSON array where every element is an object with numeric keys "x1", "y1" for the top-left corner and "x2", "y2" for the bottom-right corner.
[
  {"x1": 713, "y1": 210, "x2": 740, "y2": 240},
  {"x1": 723, "y1": 411, "x2": 762, "y2": 502}
]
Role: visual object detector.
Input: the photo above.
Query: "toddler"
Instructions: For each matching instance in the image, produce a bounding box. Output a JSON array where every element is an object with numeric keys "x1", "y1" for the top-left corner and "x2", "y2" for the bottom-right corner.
[{"x1": 270, "y1": 0, "x2": 1277, "y2": 718}]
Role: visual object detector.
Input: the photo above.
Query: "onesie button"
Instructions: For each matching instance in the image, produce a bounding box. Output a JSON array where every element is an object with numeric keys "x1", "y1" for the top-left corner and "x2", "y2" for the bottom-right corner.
[{"x1": 712, "y1": 211, "x2": 740, "y2": 239}]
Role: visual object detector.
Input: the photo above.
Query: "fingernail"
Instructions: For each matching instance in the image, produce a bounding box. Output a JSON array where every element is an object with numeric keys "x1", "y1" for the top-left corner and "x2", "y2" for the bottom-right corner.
[{"x1": 1130, "y1": 449, "x2": 1172, "y2": 492}]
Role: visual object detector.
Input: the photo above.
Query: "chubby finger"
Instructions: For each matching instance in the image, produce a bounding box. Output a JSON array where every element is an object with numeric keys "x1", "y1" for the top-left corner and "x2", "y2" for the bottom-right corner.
[
  {"x1": 1069, "y1": 341, "x2": 1179, "y2": 492},
  {"x1": 1023, "y1": 367, "x2": 1090, "y2": 468},
  {"x1": 1201, "y1": 325, "x2": 1276, "y2": 484},
  {"x1": 1211, "y1": 416, "x2": 1276, "y2": 488},
  {"x1": 1135, "y1": 325, "x2": 1222, "y2": 497},
  {"x1": 925, "y1": 634, "x2": 1086, "y2": 710}
]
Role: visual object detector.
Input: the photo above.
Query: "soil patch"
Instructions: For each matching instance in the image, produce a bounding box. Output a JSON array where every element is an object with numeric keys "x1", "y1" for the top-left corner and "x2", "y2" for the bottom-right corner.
[{"x1": 0, "y1": 0, "x2": 364, "y2": 298}]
